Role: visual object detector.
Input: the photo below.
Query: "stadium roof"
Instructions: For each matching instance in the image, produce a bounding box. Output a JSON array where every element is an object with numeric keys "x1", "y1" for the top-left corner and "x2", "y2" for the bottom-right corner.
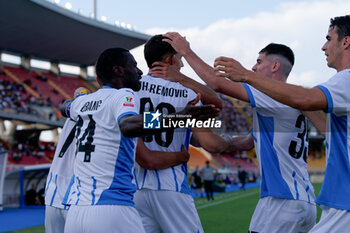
[{"x1": 0, "y1": 0, "x2": 150, "y2": 66}]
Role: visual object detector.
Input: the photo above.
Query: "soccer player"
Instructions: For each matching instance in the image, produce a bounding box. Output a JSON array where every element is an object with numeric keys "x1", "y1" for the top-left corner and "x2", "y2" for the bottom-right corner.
[
  {"x1": 133, "y1": 35, "x2": 229, "y2": 233},
  {"x1": 214, "y1": 15, "x2": 350, "y2": 233},
  {"x1": 45, "y1": 86, "x2": 190, "y2": 233},
  {"x1": 45, "y1": 87, "x2": 89, "y2": 233},
  {"x1": 62, "y1": 48, "x2": 218, "y2": 233},
  {"x1": 162, "y1": 32, "x2": 317, "y2": 233}
]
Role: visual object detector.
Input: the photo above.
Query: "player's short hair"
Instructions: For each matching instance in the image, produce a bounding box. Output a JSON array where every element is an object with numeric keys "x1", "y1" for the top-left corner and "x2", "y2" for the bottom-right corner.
[
  {"x1": 259, "y1": 43, "x2": 294, "y2": 66},
  {"x1": 95, "y1": 47, "x2": 129, "y2": 84},
  {"x1": 330, "y1": 15, "x2": 350, "y2": 41},
  {"x1": 259, "y1": 43, "x2": 294, "y2": 78},
  {"x1": 144, "y1": 34, "x2": 176, "y2": 68}
]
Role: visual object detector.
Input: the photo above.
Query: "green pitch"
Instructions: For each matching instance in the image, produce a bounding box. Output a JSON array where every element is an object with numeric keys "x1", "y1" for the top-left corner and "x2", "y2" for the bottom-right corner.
[
  {"x1": 5, "y1": 183, "x2": 322, "y2": 233},
  {"x1": 195, "y1": 183, "x2": 322, "y2": 233}
]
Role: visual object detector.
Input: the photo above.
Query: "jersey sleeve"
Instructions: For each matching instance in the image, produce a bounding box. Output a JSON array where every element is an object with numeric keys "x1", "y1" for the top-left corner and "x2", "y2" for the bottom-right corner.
[
  {"x1": 67, "y1": 99, "x2": 78, "y2": 121},
  {"x1": 242, "y1": 83, "x2": 284, "y2": 114},
  {"x1": 316, "y1": 71, "x2": 350, "y2": 114},
  {"x1": 114, "y1": 89, "x2": 139, "y2": 125},
  {"x1": 65, "y1": 90, "x2": 89, "y2": 121}
]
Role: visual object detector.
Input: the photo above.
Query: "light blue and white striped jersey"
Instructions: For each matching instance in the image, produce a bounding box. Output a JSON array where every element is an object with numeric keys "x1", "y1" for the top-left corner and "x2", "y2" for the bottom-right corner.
[
  {"x1": 65, "y1": 87, "x2": 139, "y2": 207},
  {"x1": 316, "y1": 69, "x2": 350, "y2": 211},
  {"x1": 133, "y1": 75, "x2": 197, "y2": 194},
  {"x1": 243, "y1": 84, "x2": 315, "y2": 204},
  {"x1": 45, "y1": 118, "x2": 76, "y2": 209}
]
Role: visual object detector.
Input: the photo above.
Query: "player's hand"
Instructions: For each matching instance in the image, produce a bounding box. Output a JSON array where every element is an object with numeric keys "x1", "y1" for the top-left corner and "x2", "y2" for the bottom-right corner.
[
  {"x1": 149, "y1": 62, "x2": 182, "y2": 82},
  {"x1": 214, "y1": 56, "x2": 250, "y2": 82},
  {"x1": 181, "y1": 97, "x2": 220, "y2": 121},
  {"x1": 188, "y1": 93, "x2": 201, "y2": 106},
  {"x1": 74, "y1": 87, "x2": 90, "y2": 99},
  {"x1": 162, "y1": 32, "x2": 191, "y2": 56},
  {"x1": 179, "y1": 145, "x2": 190, "y2": 163}
]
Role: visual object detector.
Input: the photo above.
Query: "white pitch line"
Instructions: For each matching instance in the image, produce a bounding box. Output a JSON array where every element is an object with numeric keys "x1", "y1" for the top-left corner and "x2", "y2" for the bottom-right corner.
[{"x1": 196, "y1": 190, "x2": 258, "y2": 210}]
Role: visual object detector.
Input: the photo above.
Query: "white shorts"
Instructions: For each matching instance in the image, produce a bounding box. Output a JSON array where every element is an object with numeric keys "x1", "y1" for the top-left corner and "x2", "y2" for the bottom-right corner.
[
  {"x1": 45, "y1": 205, "x2": 68, "y2": 233},
  {"x1": 249, "y1": 196, "x2": 316, "y2": 233},
  {"x1": 309, "y1": 205, "x2": 350, "y2": 233},
  {"x1": 64, "y1": 205, "x2": 145, "y2": 233},
  {"x1": 134, "y1": 189, "x2": 203, "y2": 233}
]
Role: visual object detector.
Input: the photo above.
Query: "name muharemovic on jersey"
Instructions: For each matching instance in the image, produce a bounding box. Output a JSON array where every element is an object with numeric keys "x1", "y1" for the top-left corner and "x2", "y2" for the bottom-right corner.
[
  {"x1": 141, "y1": 81, "x2": 188, "y2": 97},
  {"x1": 143, "y1": 111, "x2": 222, "y2": 129}
]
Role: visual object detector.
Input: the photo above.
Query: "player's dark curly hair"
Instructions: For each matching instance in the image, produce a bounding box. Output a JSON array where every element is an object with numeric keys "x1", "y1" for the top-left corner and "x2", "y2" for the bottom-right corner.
[
  {"x1": 95, "y1": 47, "x2": 129, "y2": 84},
  {"x1": 144, "y1": 34, "x2": 176, "y2": 68},
  {"x1": 330, "y1": 15, "x2": 350, "y2": 41}
]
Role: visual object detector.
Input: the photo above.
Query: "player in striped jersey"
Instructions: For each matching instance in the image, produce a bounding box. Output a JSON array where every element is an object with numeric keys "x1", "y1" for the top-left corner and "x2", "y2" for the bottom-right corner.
[
  {"x1": 164, "y1": 32, "x2": 317, "y2": 233},
  {"x1": 214, "y1": 15, "x2": 350, "y2": 233},
  {"x1": 45, "y1": 86, "x2": 190, "y2": 233},
  {"x1": 133, "y1": 35, "x2": 229, "y2": 233},
  {"x1": 44, "y1": 87, "x2": 89, "y2": 233},
  {"x1": 61, "y1": 48, "x2": 219, "y2": 233}
]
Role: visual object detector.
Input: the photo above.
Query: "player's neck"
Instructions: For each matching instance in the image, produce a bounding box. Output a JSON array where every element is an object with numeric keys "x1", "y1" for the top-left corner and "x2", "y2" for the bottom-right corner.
[{"x1": 146, "y1": 73, "x2": 162, "y2": 79}]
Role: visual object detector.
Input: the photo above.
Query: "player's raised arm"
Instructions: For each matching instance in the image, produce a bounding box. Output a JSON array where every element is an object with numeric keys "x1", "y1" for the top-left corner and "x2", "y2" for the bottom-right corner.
[
  {"x1": 162, "y1": 32, "x2": 249, "y2": 102},
  {"x1": 59, "y1": 87, "x2": 91, "y2": 117},
  {"x1": 59, "y1": 99, "x2": 73, "y2": 118},
  {"x1": 136, "y1": 138, "x2": 189, "y2": 170},
  {"x1": 214, "y1": 56, "x2": 328, "y2": 111},
  {"x1": 149, "y1": 61, "x2": 223, "y2": 109}
]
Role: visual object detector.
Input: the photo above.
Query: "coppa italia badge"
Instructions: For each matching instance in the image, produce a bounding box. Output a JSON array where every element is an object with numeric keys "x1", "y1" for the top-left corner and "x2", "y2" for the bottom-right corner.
[{"x1": 123, "y1": 96, "x2": 134, "y2": 107}]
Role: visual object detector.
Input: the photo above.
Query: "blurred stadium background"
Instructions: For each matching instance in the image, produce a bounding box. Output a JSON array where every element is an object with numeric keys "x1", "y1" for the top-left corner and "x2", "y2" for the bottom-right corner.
[{"x1": 0, "y1": 0, "x2": 326, "y2": 232}]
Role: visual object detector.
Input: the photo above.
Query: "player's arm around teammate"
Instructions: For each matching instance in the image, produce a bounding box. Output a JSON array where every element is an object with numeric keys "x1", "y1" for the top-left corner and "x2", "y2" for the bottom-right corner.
[
  {"x1": 159, "y1": 32, "x2": 325, "y2": 151},
  {"x1": 213, "y1": 55, "x2": 327, "y2": 111},
  {"x1": 161, "y1": 32, "x2": 250, "y2": 102},
  {"x1": 148, "y1": 35, "x2": 254, "y2": 153},
  {"x1": 149, "y1": 60, "x2": 223, "y2": 109},
  {"x1": 136, "y1": 138, "x2": 189, "y2": 169},
  {"x1": 62, "y1": 93, "x2": 220, "y2": 138}
]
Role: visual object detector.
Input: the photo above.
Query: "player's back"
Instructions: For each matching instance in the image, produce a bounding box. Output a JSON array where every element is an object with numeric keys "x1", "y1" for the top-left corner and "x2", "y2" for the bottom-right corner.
[
  {"x1": 66, "y1": 87, "x2": 138, "y2": 206},
  {"x1": 244, "y1": 83, "x2": 316, "y2": 204},
  {"x1": 45, "y1": 118, "x2": 76, "y2": 209},
  {"x1": 134, "y1": 75, "x2": 197, "y2": 193}
]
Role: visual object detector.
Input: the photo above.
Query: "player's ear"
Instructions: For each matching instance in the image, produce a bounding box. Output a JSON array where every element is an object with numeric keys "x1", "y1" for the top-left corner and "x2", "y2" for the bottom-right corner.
[
  {"x1": 163, "y1": 55, "x2": 173, "y2": 65},
  {"x1": 343, "y1": 36, "x2": 350, "y2": 49},
  {"x1": 272, "y1": 61, "x2": 280, "y2": 73},
  {"x1": 113, "y1": 65, "x2": 124, "y2": 76}
]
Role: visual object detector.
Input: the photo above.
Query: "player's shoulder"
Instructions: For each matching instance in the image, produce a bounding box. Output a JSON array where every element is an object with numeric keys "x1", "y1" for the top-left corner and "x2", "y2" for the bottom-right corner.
[
  {"x1": 249, "y1": 84, "x2": 298, "y2": 110},
  {"x1": 97, "y1": 88, "x2": 136, "y2": 101},
  {"x1": 324, "y1": 69, "x2": 350, "y2": 84},
  {"x1": 117, "y1": 88, "x2": 136, "y2": 96},
  {"x1": 336, "y1": 69, "x2": 350, "y2": 79}
]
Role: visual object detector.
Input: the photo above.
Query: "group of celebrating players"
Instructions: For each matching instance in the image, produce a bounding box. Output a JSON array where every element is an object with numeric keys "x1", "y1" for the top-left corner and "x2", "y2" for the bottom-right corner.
[{"x1": 44, "y1": 15, "x2": 350, "y2": 233}]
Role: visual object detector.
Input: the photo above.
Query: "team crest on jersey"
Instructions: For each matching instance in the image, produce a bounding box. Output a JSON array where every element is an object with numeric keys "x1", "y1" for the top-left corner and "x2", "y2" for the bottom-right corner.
[
  {"x1": 123, "y1": 96, "x2": 134, "y2": 107},
  {"x1": 143, "y1": 110, "x2": 161, "y2": 129}
]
